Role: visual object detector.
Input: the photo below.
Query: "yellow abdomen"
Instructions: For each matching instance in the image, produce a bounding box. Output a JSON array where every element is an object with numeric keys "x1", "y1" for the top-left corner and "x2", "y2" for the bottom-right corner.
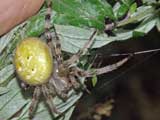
[{"x1": 14, "y1": 37, "x2": 53, "y2": 86}]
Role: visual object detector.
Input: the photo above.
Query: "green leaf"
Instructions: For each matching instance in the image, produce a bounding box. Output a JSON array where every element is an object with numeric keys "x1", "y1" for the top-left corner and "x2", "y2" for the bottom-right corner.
[
  {"x1": 117, "y1": 5, "x2": 155, "y2": 27},
  {"x1": 0, "y1": 78, "x2": 29, "y2": 120},
  {"x1": 129, "y1": 2, "x2": 137, "y2": 14},
  {"x1": 133, "y1": 31, "x2": 145, "y2": 37},
  {"x1": 143, "y1": 0, "x2": 157, "y2": 4},
  {"x1": 25, "y1": 13, "x2": 46, "y2": 37},
  {"x1": 25, "y1": 17, "x2": 138, "y2": 53},
  {"x1": 0, "y1": 77, "x2": 83, "y2": 120},
  {"x1": 18, "y1": 3, "x2": 157, "y2": 54},
  {"x1": 156, "y1": 18, "x2": 160, "y2": 32},
  {"x1": 0, "y1": 64, "x2": 15, "y2": 85},
  {"x1": 113, "y1": 2, "x2": 121, "y2": 15},
  {"x1": 13, "y1": 20, "x2": 156, "y2": 54},
  {"x1": 53, "y1": 25, "x2": 107, "y2": 53},
  {"x1": 0, "y1": 22, "x2": 27, "y2": 69},
  {"x1": 121, "y1": 0, "x2": 134, "y2": 6},
  {"x1": 0, "y1": 22, "x2": 26, "y2": 54},
  {"x1": 52, "y1": 0, "x2": 115, "y2": 30},
  {"x1": 92, "y1": 74, "x2": 97, "y2": 87},
  {"x1": 0, "y1": 87, "x2": 10, "y2": 95},
  {"x1": 133, "y1": 16, "x2": 157, "y2": 34},
  {"x1": 0, "y1": 30, "x2": 14, "y2": 54},
  {"x1": 117, "y1": 4, "x2": 129, "y2": 19},
  {"x1": 53, "y1": 24, "x2": 133, "y2": 53}
]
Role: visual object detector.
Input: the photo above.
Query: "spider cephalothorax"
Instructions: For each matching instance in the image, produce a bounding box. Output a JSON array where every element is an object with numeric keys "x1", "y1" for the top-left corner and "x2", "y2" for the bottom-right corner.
[{"x1": 14, "y1": 0, "x2": 131, "y2": 119}]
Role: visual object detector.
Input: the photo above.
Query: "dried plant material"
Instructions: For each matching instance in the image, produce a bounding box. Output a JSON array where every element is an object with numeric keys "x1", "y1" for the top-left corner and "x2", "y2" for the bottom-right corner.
[{"x1": 93, "y1": 99, "x2": 114, "y2": 120}]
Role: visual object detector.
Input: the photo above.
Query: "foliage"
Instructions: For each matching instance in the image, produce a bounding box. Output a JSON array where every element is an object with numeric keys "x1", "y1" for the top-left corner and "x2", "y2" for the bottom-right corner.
[{"x1": 0, "y1": 0, "x2": 159, "y2": 120}]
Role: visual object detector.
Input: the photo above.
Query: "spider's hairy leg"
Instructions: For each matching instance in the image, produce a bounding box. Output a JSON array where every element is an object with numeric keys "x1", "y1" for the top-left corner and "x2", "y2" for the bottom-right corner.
[
  {"x1": 52, "y1": 29, "x2": 63, "y2": 66},
  {"x1": 44, "y1": 0, "x2": 56, "y2": 60},
  {"x1": 50, "y1": 61, "x2": 69, "y2": 100},
  {"x1": 85, "y1": 55, "x2": 132, "y2": 77},
  {"x1": 69, "y1": 75, "x2": 81, "y2": 90},
  {"x1": 45, "y1": 0, "x2": 52, "y2": 43},
  {"x1": 69, "y1": 67, "x2": 90, "y2": 93},
  {"x1": 64, "y1": 30, "x2": 97, "y2": 66},
  {"x1": 45, "y1": 0, "x2": 64, "y2": 66},
  {"x1": 68, "y1": 55, "x2": 131, "y2": 93},
  {"x1": 48, "y1": 83, "x2": 57, "y2": 95},
  {"x1": 29, "y1": 86, "x2": 41, "y2": 119},
  {"x1": 41, "y1": 85, "x2": 60, "y2": 114},
  {"x1": 69, "y1": 74, "x2": 90, "y2": 93}
]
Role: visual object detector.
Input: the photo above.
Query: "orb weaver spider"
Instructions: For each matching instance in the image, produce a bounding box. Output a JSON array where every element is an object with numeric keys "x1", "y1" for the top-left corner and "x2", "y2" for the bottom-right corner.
[{"x1": 14, "y1": 0, "x2": 131, "y2": 119}]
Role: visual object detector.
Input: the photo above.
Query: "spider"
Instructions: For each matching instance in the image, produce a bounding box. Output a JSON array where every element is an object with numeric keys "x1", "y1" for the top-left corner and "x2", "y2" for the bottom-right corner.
[{"x1": 14, "y1": 0, "x2": 131, "y2": 119}]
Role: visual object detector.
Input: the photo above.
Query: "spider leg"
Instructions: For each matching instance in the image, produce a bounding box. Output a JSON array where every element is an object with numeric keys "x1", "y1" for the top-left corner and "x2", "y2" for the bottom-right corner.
[
  {"x1": 45, "y1": 0, "x2": 52, "y2": 43},
  {"x1": 50, "y1": 61, "x2": 70, "y2": 100},
  {"x1": 45, "y1": 0, "x2": 69, "y2": 99},
  {"x1": 64, "y1": 30, "x2": 97, "y2": 66},
  {"x1": 69, "y1": 75, "x2": 81, "y2": 90},
  {"x1": 69, "y1": 67, "x2": 90, "y2": 93},
  {"x1": 69, "y1": 75, "x2": 90, "y2": 93},
  {"x1": 50, "y1": 77, "x2": 69, "y2": 100},
  {"x1": 29, "y1": 86, "x2": 41, "y2": 119},
  {"x1": 67, "y1": 55, "x2": 131, "y2": 93},
  {"x1": 44, "y1": 0, "x2": 60, "y2": 62},
  {"x1": 41, "y1": 85, "x2": 60, "y2": 114},
  {"x1": 44, "y1": 0, "x2": 64, "y2": 66},
  {"x1": 85, "y1": 55, "x2": 132, "y2": 77},
  {"x1": 48, "y1": 83, "x2": 56, "y2": 95}
]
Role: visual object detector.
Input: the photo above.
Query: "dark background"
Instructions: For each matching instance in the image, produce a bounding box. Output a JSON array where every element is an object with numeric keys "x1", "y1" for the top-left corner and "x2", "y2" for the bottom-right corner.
[{"x1": 71, "y1": 28, "x2": 160, "y2": 120}]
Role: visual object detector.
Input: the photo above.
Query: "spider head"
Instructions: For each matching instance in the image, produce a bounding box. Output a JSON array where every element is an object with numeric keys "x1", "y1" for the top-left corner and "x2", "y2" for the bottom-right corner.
[{"x1": 14, "y1": 37, "x2": 53, "y2": 86}]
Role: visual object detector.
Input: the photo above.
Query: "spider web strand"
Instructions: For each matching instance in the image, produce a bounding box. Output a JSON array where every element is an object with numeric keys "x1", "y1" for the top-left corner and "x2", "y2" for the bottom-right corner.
[
  {"x1": 110, "y1": 48, "x2": 160, "y2": 57},
  {"x1": 98, "y1": 50, "x2": 159, "y2": 90}
]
